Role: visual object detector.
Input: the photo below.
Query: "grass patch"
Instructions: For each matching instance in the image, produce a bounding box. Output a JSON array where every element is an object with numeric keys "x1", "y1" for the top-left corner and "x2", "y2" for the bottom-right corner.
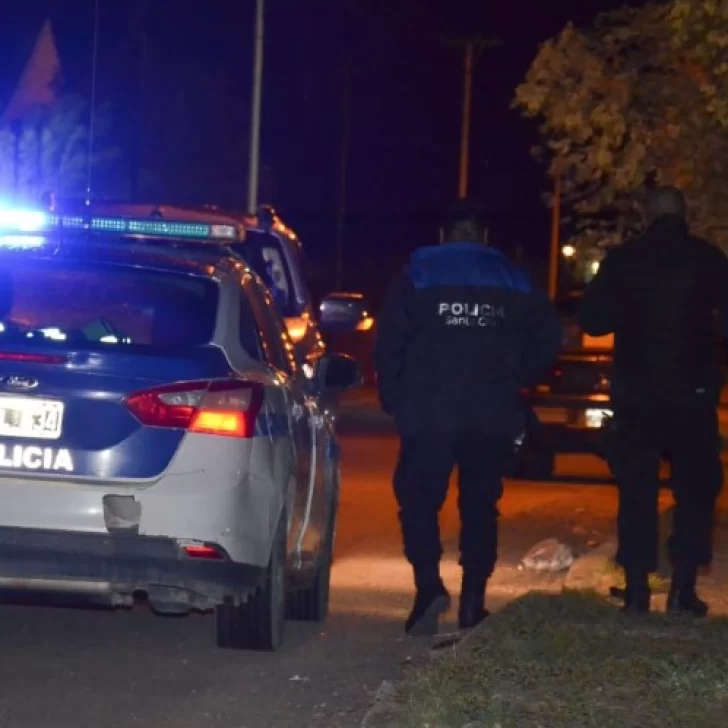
[{"x1": 391, "y1": 592, "x2": 728, "y2": 727}]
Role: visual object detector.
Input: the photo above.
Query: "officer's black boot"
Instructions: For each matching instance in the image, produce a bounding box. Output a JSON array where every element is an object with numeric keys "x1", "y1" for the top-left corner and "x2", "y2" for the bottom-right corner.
[
  {"x1": 458, "y1": 575, "x2": 490, "y2": 631},
  {"x1": 667, "y1": 563, "x2": 708, "y2": 618},
  {"x1": 405, "y1": 565, "x2": 451, "y2": 637},
  {"x1": 623, "y1": 569, "x2": 651, "y2": 615}
]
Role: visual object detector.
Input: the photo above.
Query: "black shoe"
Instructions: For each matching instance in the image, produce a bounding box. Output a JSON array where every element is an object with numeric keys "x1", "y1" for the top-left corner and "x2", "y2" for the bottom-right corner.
[
  {"x1": 667, "y1": 588, "x2": 709, "y2": 617},
  {"x1": 623, "y1": 570, "x2": 651, "y2": 615},
  {"x1": 667, "y1": 564, "x2": 708, "y2": 618},
  {"x1": 405, "y1": 583, "x2": 451, "y2": 637},
  {"x1": 458, "y1": 592, "x2": 490, "y2": 631},
  {"x1": 624, "y1": 589, "x2": 651, "y2": 615}
]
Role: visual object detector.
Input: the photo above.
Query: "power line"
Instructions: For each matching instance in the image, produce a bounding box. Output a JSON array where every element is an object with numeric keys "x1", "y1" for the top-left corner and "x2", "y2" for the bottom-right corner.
[{"x1": 85, "y1": 0, "x2": 100, "y2": 207}]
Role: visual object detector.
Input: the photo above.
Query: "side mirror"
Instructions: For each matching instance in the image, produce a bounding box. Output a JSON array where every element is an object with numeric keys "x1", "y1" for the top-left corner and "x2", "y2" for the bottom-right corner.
[
  {"x1": 319, "y1": 292, "x2": 373, "y2": 333},
  {"x1": 317, "y1": 353, "x2": 361, "y2": 392}
]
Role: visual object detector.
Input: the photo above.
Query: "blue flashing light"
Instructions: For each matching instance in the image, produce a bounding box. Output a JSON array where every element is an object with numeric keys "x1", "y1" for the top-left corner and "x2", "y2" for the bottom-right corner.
[
  {"x1": 0, "y1": 205, "x2": 239, "y2": 242},
  {"x1": 52, "y1": 214, "x2": 238, "y2": 240},
  {"x1": 0, "y1": 208, "x2": 49, "y2": 233}
]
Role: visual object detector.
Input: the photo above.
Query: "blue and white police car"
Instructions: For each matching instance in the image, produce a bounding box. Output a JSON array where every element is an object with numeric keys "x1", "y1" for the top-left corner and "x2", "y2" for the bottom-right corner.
[
  {"x1": 0, "y1": 206, "x2": 361, "y2": 651},
  {"x1": 74, "y1": 201, "x2": 374, "y2": 372}
]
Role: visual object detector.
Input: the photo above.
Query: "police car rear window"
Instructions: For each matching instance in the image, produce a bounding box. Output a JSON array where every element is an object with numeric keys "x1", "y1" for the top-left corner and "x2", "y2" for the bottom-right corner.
[{"x1": 0, "y1": 260, "x2": 218, "y2": 348}]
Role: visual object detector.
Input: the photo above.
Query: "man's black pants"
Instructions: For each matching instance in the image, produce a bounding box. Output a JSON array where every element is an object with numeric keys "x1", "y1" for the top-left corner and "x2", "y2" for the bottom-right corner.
[
  {"x1": 393, "y1": 430, "x2": 512, "y2": 590},
  {"x1": 609, "y1": 402, "x2": 723, "y2": 574}
]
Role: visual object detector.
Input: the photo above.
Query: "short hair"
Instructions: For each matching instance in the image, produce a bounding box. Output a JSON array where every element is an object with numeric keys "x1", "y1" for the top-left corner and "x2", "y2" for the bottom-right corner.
[
  {"x1": 441, "y1": 198, "x2": 488, "y2": 242},
  {"x1": 645, "y1": 186, "x2": 686, "y2": 222}
]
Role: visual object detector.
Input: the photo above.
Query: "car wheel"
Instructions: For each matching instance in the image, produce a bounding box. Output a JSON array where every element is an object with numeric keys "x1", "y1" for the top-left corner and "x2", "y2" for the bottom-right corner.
[
  {"x1": 286, "y1": 507, "x2": 335, "y2": 623},
  {"x1": 216, "y1": 513, "x2": 287, "y2": 651}
]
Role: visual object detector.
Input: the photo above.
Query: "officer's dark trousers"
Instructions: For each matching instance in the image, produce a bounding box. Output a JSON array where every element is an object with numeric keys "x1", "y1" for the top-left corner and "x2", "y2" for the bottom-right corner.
[
  {"x1": 393, "y1": 430, "x2": 511, "y2": 590},
  {"x1": 610, "y1": 402, "x2": 723, "y2": 574}
]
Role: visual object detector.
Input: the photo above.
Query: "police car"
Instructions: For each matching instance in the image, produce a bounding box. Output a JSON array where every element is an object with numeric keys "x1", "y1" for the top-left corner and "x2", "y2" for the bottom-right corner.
[
  {"x1": 0, "y1": 206, "x2": 361, "y2": 651},
  {"x1": 76, "y1": 201, "x2": 373, "y2": 371}
]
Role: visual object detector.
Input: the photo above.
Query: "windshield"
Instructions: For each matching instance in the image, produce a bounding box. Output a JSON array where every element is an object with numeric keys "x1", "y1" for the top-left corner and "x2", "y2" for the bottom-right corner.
[
  {"x1": 231, "y1": 232, "x2": 304, "y2": 318},
  {"x1": 0, "y1": 259, "x2": 218, "y2": 349}
]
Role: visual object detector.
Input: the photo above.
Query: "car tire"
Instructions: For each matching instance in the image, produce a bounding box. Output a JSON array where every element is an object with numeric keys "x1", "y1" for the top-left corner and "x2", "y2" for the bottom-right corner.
[
  {"x1": 286, "y1": 507, "x2": 335, "y2": 623},
  {"x1": 216, "y1": 513, "x2": 287, "y2": 651}
]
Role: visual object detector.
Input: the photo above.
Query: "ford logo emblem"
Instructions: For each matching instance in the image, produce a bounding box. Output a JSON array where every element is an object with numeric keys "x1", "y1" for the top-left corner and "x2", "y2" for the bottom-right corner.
[{"x1": 1, "y1": 375, "x2": 39, "y2": 391}]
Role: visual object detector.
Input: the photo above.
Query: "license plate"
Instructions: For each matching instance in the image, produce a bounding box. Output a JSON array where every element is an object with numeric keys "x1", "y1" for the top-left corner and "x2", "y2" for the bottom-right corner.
[{"x1": 0, "y1": 398, "x2": 64, "y2": 440}]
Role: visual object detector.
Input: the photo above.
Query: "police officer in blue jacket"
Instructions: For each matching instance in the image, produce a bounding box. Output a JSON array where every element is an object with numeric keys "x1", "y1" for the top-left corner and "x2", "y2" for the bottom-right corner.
[{"x1": 375, "y1": 199, "x2": 561, "y2": 635}]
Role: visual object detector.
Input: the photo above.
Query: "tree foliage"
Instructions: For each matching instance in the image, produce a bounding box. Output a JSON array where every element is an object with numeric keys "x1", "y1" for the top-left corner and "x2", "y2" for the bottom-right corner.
[
  {"x1": 669, "y1": 0, "x2": 728, "y2": 126},
  {"x1": 0, "y1": 94, "x2": 121, "y2": 204},
  {"x1": 514, "y1": 2, "x2": 728, "y2": 252}
]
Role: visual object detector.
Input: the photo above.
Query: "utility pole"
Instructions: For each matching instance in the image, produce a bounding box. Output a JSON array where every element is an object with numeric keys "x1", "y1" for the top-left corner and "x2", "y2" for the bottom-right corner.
[
  {"x1": 335, "y1": 57, "x2": 352, "y2": 290},
  {"x1": 548, "y1": 166, "x2": 562, "y2": 301},
  {"x1": 247, "y1": 0, "x2": 265, "y2": 214},
  {"x1": 443, "y1": 35, "x2": 498, "y2": 200},
  {"x1": 130, "y1": 0, "x2": 149, "y2": 201},
  {"x1": 458, "y1": 41, "x2": 474, "y2": 199},
  {"x1": 85, "y1": 0, "x2": 101, "y2": 207}
]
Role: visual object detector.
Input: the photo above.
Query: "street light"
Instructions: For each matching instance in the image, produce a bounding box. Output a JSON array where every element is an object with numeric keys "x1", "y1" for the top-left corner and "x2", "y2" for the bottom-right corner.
[{"x1": 562, "y1": 244, "x2": 576, "y2": 258}]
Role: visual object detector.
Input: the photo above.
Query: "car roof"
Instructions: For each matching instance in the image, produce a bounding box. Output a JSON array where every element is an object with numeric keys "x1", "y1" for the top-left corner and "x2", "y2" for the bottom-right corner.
[{"x1": 0, "y1": 234, "x2": 250, "y2": 282}]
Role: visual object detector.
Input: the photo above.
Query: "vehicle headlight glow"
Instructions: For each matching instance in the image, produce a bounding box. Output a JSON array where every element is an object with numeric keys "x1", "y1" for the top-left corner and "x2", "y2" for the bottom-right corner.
[{"x1": 585, "y1": 408, "x2": 612, "y2": 428}]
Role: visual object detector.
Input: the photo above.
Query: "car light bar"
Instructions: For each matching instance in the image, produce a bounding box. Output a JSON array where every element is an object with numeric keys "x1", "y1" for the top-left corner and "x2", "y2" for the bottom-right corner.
[{"x1": 0, "y1": 207, "x2": 239, "y2": 241}]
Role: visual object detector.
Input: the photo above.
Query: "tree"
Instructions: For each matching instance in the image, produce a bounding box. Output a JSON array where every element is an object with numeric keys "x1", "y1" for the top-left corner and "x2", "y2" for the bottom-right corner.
[
  {"x1": 669, "y1": 0, "x2": 728, "y2": 127},
  {"x1": 0, "y1": 94, "x2": 122, "y2": 205},
  {"x1": 513, "y1": 2, "x2": 728, "y2": 254}
]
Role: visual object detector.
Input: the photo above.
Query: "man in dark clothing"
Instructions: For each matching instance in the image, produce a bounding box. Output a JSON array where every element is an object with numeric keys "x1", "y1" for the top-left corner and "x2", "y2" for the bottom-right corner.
[
  {"x1": 374, "y1": 199, "x2": 561, "y2": 636},
  {"x1": 580, "y1": 186, "x2": 728, "y2": 616}
]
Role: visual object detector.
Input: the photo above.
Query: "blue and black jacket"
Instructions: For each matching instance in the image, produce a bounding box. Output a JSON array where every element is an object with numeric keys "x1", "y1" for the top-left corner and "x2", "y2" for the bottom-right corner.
[{"x1": 374, "y1": 242, "x2": 561, "y2": 436}]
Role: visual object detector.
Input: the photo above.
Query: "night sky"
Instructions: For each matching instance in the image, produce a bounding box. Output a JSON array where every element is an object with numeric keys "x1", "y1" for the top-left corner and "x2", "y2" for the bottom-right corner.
[{"x1": 1, "y1": 0, "x2": 634, "y2": 301}]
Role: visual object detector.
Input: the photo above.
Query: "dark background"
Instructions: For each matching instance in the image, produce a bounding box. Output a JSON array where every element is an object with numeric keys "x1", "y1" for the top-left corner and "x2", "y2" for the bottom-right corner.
[{"x1": 0, "y1": 0, "x2": 639, "y2": 305}]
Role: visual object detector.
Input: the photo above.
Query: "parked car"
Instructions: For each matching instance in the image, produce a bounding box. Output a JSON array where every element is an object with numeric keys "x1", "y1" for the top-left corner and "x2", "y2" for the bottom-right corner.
[
  {"x1": 518, "y1": 291, "x2": 614, "y2": 481},
  {"x1": 0, "y1": 206, "x2": 361, "y2": 650}
]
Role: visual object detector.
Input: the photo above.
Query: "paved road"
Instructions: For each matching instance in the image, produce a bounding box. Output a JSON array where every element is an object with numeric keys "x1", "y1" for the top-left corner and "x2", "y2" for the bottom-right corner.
[{"x1": 0, "y1": 404, "x2": 691, "y2": 728}]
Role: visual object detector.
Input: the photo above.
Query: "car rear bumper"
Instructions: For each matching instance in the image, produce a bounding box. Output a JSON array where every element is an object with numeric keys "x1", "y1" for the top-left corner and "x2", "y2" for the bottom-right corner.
[
  {"x1": 533, "y1": 404, "x2": 611, "y2": 454},
  {"x1": 538, "y1": 422, "x2": 606, "y2": 454},
  {"x1": 0, "y1": 525, "x2": 266, "y2": 611}
]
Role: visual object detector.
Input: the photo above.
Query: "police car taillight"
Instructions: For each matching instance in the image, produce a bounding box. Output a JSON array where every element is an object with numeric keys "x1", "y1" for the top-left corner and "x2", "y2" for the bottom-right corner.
[{"x1": 123, "y1": 380, "x2": 264, "y2": 438}]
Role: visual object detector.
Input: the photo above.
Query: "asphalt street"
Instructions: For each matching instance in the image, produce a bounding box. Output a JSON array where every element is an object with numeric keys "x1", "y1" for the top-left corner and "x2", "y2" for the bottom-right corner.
[{"x1": 0, "y1": 401, "x2": 708, "y2": 728}]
